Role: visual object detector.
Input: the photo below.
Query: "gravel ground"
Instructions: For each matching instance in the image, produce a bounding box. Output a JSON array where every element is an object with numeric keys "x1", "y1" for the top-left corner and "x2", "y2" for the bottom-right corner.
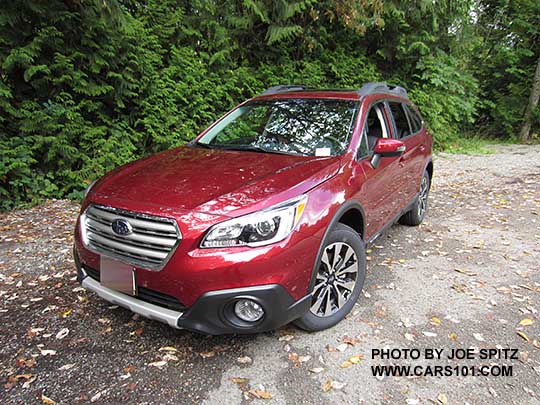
[{"x1": 1, "y1": 144, "x2": 539, "y2": 404}]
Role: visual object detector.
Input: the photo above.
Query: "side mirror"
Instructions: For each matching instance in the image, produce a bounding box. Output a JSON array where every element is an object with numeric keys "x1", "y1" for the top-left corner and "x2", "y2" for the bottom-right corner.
[{"x1": 371, "y1": 138, "x2": 406, "y2": 168}]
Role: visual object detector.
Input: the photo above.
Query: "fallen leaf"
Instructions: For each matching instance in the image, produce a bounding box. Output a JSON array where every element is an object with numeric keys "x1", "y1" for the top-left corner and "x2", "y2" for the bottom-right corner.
[
  {"x1": 331, "y1": 380, "x2": 346, "y2": 390},
  {"x1": 40, "y1": 350, "x2": 57, "y2": 356},
  {"x1": 4, "y1": 374, "x2": 36, "y2": 389},
  {"x1": 123, "y1": 365, "x2": 136, "y2": 374},
  {"x1": 309, "y1": 367, "x2": 324, "y2": 373},
  {"x1": 519, "y1": 351, "x2": 529, "y2": 362},
  {"x1": 162, "y1": 353, "x2": 178, "y2": 362},
  {"x1": 349, "y1": 355, "x2": 362, "y2": 364},
  {"x1": 449, "y1": 332, "x2": 458, "y2": 341},
  {"x1": 336, "y1": 343, "x2": 348, "y2": 352},
  {"x1": 322, "y1": 379, "x2": 332, "y2": 392},
  {"x1": 278, "y1": 334, "x2": 295, "y2": 342},
  {"x1": 158, "y1": 346, "x2": 178, "y2": 352},
  {"x1": 237, "y1": 356, "x2": 252, "y2": 364},
  {"x1": 473, "y1": 333, "x2": 485, "y2": 342},
  {"x1": 17, "y1": 358, "x2": 36, "y2": 368},
  {"x1": 232, "y1": 377, "x2": 249, "y2": 384},
  {"x1": 342, "y1": 336, "x2": 360, "y2": 346},
  {"x1": 519, "y1": 319, "x2": 534, "y2": 326},
  {"x1": 200, "y1": 351, "x2": 215, "y2": 358},
  {"x1": 454, "y1": 268, "x2": 477, "y2": 276},
  {"x1": 517, "y1": 331, "x2": 530, "y2": 342},
  {"x1": 55, "y1": 328, "x2": 69, "y2": 340},
  {"x1": 431, "y1": 317, "x2": 442, "y2": 326},
  {"x1": 58, "y1": 364, "x2": 76, "y2": 371},
  {"x1": 41, "y1": 394, "x2": 55, "y2": 404},
  {"x1": 22, "y1": 374, "x2": 37, "y2": 388},
  {"x1": 91, "y1": 390, "x2": 106, "y2": 402},
  {"x1": 401, "y1": 317, "x2": 414, "y2": 328},
  {"x1": 27, "y1": 327, "x2": 45, "y2": 337},
  {"x1": 249, "y1": 390, "x2": 272, "y2": 399},
  {"x1": 287, "y1": 351, "x2": 299, "y2": 359},
  {"x1": 340, "y1": 360, "x2": 352, "y2": 368},
  {"x1": 437, "y1": 393, "x2": 448, "y2": 404},
  {"x1": 148, "y1": 360, "x2": 167, "y2": 368}
]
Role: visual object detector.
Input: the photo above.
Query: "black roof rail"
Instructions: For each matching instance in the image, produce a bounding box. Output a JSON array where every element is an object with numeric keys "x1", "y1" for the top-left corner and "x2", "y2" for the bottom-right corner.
[
  {"x1": 357, "y1": 82, "x2": 408, "y2": 98},
  {"x1": 260, "y1": 85, "x2": 308, "y2": 96}
]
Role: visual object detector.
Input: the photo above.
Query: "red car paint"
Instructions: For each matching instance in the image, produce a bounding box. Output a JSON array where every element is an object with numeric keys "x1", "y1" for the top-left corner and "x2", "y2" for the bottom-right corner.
[{"x1": 74, "y1": 89, "x2": 432, "y2": 313}]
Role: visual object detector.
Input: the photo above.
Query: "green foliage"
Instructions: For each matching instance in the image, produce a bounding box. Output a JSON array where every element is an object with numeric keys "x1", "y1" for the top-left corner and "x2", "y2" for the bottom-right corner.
[
  {"x1": 410, "y1": 51, "x2": 478, "y2": 150},
  {"x1": 0, "y1": 0, "x2": 536, "y2": 209},
  {"x1": 472, "y1": 0, "x2": 540, "y2": 138}
]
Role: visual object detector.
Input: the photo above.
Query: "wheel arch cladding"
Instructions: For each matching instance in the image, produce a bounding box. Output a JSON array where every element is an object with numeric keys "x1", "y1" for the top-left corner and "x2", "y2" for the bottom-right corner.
[
  {"x1": 337, "y1": 207, "x2": 364, "y2": 239},
  {"x1": 307, "y1": 200, "x2": 366, "y2": 293}
]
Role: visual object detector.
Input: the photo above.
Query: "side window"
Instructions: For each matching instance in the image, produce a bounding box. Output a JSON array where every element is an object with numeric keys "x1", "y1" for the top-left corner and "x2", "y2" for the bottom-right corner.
[
  {"x1": 389, "y1": 102, "x2": 411, "y2": 139},
  {"x1": 361, "y1": 103, "x2": 388, "y2": 156},
  {"x1": 358, "y1": 128, "x2": 369, "y2": 158},
  {"x1": 404, "y1": 104, "x2": 422, "y2": 134}
]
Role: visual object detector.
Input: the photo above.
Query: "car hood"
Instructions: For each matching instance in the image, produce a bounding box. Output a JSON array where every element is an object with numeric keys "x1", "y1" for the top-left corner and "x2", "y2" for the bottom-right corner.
[{"x1": 90, "y1": 146, "x2": 341, "y2": 217}]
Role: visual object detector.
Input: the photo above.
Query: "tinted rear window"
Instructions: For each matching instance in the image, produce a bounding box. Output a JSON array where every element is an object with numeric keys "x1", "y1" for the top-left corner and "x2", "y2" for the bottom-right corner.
[
  {"x1": 388, "y1": 102, "x2": 411, "y2": 138},
  {"x1": 404, "y1": 104, "x2": 422, "y2": 133}
]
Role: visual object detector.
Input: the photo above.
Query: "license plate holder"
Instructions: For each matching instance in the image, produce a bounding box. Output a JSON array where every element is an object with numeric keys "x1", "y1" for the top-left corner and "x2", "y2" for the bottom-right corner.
[{"x1": 100, "y1": 256, "x2": 136, "y2": 296}]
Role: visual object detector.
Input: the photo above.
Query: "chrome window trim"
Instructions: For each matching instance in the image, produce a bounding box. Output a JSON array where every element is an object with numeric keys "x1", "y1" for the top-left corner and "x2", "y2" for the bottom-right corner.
[{"x1": 81, "y1": 204, "x2": 182, "y2": 271}]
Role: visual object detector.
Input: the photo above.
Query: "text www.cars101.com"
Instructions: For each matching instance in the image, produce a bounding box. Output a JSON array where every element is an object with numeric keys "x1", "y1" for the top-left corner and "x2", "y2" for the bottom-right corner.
[{"x1": 371, "y1": 364, "x2": 513, "y2": 378}]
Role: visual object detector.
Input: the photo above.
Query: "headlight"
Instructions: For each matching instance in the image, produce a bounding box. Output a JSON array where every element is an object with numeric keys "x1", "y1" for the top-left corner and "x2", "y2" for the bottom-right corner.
[
  {"x1": 201, "y1": 195, "x2": 308, "y2": 248},
  {"x1": 84, "y1": 179, "x2": 97, "y2": 198}
]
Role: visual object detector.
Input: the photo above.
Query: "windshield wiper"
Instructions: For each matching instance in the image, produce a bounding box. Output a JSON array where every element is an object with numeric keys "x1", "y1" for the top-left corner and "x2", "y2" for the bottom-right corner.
[
  {"x1": 213, "y1": 144, "x2": 304, "y2": 156},
  {"x1": 192, "y1": 141, "x2": 214, "y2": 149}
]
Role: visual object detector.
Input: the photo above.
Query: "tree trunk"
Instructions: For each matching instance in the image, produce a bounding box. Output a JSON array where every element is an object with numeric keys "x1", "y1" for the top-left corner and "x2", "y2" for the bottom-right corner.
[{"x1": 520, "y1": 54, "x2": 540, "y2": 142}]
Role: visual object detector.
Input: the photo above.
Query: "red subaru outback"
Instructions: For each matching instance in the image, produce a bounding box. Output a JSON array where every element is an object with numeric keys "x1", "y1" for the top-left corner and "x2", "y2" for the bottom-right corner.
[{"x1": 74, "y1": 83, "x2": 433, "y2": 334}]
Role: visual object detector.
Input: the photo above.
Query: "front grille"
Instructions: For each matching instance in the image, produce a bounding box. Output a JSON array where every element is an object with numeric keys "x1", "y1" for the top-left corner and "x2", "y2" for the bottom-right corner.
[
  {"x1": 83, "y1": 265, "x2": 185, "y2": 312},
  {"x1": 81, "y1": 204, "x2": 181, "y2": 270}
]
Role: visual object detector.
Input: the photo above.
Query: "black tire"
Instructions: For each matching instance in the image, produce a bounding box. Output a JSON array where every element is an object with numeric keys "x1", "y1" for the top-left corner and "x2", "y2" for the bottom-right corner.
[
  {"x1": 294, "y1": 223, "x2": 366, "y2": 332},
  {"x1": 399, "y1": 171, "x2": 430, "y2": 226}
]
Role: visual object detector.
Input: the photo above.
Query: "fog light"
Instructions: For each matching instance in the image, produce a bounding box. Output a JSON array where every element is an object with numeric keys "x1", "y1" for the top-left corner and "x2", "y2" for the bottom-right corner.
[{"x1": 234, "y1": 299, "x2": 264, "y2": 322}]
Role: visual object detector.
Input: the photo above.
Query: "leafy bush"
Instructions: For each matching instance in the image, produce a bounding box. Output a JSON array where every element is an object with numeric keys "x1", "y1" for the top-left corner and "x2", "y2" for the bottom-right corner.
[{"x1": 409, "y1": 51, "x2": 479, "y2": 150}]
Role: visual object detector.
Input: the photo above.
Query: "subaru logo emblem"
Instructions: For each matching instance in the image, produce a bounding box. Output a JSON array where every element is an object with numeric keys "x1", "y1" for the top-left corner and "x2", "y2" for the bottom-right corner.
[{"x1": 111, "y1": 219, "x2": 133, "y2": 236}]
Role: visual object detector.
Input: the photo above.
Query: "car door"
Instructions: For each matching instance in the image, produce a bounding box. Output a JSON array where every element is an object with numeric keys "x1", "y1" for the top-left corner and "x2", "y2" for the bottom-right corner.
[
  {"x1": 402, "y1": 104, "x2": 429, "y2": 196},
  {"x1": 386, "y1": 101, "x2": 420, "y2": 208},
  {"x1": 354, "y1": 102, "x2": 403, "y2": 239}
]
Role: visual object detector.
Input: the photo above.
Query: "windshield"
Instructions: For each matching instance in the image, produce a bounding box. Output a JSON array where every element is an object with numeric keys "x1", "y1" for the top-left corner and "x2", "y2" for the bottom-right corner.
[{"x1": 196, "y1": 98, "x2": 359, "y2": 156}]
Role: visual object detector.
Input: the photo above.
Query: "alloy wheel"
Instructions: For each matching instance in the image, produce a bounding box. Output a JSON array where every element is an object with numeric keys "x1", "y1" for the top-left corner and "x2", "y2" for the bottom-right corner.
[
  {"x1": 310, "y1": 242, "x2": 358, "y2": 317},
  {"x1": 417, "y1": 176, "x2": 429, "y2": 218}
]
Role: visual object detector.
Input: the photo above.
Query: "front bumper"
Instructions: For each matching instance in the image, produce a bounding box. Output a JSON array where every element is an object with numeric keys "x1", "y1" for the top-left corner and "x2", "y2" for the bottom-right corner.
[
  {"x1": 76, "y1": 255, "x2": 311, "y2": 334},
  {"x1": 82, "y1": 275, "x2": 183, "y2": 328},
  {"x1": 178, "y1": 283, "x2": 311, "y2": 335}
]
